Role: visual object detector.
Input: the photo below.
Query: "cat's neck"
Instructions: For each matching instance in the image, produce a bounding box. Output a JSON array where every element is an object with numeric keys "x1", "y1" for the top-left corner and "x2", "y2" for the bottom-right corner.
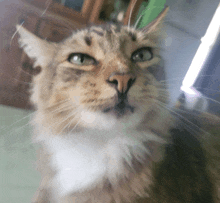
[
  {"x1": 34, "y1": 124, "x2": 162, "y2": 146},
  {"x1": 35, "y1": 128, "x2": 162, "y2": 197}
]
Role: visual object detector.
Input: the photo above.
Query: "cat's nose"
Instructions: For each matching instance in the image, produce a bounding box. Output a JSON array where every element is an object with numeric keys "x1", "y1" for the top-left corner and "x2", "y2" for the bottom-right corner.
[{"x1": 107, "y1": 73, "x2": 136, "y2": 93}]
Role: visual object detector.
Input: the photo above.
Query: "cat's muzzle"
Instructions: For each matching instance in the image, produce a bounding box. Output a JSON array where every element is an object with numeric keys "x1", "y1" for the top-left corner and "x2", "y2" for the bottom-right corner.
[
  {"x1": 114, "y1": 101, "x2": 134, "y2": 117},
  {"x1": 103, "y1": 95, "x2": 134, "y2": 118}
]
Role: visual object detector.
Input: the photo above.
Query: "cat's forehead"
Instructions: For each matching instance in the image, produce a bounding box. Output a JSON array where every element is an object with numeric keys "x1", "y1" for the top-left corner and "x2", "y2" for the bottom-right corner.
[
  {"x1": 63, "y1": 24, "x2": 142, "y2": 47},
  {"x1": 55, "y1": 24, "x2": 156, "y2": 61}
]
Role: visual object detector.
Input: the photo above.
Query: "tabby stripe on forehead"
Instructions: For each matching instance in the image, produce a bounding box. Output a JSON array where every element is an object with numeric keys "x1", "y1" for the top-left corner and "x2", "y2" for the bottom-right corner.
[
  {"x1": 85, "y1": 36, "x2": 92, "y2": 46},
  {"x1": 91, "y1": 29, "x2": 104, "y2": 36},
  {"x1": 128, "y1": 31, "x2": 137, "y2": 41}
]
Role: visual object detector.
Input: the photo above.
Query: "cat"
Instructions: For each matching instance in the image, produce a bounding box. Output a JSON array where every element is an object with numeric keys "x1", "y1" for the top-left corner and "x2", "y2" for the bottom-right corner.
[{"x1": 16, "y1": 7, "x2": 220, "y2": 203}]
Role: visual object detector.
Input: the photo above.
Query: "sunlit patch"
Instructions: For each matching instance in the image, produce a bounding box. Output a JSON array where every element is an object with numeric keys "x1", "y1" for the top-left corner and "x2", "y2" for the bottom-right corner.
[
  {"x1": 80, "y1": 111, "x2": 117, "y2": 130},
  {"x1": 81, "y1": 110, "x2": 96, "y2": 124},
  {"x1": 182, "y1": 5, "x2": 220, "y2": 90}
]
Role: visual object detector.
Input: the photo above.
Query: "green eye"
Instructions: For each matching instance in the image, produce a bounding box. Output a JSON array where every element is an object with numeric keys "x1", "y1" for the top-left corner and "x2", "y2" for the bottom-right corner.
[
  {"x1": 131, "y1": 47, "x2": 153, "y2": 62},
  {"x1": 68, "y1": 53, "x2": 96, "y2": 65}
]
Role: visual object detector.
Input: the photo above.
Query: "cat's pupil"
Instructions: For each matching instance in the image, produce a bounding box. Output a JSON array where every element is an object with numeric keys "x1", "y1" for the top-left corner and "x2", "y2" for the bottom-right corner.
[
  {"x1": 80, "y1": 55, "x2": 84, "y2": 63},
  {"x1": 139, "y1": 53, "x2": 144, "y2": 59}
]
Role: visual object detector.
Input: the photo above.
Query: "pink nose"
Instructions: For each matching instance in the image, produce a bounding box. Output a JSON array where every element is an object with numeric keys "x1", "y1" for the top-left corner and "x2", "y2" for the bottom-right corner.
[{"x1": 107, "y1": 73, "x2": 136, "y2": 93}]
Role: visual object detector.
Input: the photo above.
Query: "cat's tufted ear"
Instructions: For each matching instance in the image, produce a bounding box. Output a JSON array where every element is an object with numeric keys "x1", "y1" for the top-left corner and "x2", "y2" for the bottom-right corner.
[
  {"x1": 16, "y1": 25, "x2": 57, "y2": 68},
  {"x1": 140, "y1": 6, "x2": 169, "y2": 34}
]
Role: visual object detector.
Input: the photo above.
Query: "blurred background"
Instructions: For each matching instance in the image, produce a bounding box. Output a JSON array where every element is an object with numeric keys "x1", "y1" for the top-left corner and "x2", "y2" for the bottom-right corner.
[{"x1": 0, "y1": 0, "x2": 219, "y2": 202}]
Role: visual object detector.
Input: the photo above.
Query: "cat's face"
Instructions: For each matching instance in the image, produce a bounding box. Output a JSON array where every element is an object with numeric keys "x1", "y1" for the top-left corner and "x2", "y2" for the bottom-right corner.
[{"x1": 17, "y1": 8, "x2": 168, "y2": 132}]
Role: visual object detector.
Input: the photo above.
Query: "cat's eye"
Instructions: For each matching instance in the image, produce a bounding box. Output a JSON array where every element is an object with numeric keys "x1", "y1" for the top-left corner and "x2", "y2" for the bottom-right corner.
[
  {"x1": 68, "y1": 53, "x2": 96, "y2": 66},
  {"x1": 131, "y1": 47, "x2": 153, "y2": 62}
]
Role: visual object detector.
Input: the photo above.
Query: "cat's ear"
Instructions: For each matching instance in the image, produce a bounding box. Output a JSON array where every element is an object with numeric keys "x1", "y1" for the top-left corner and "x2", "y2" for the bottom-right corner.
[
  {"x1": 16, "y1": 25, "x2": 57, "y2": 67},
  {"x1": 140, "y1": 6, "x2": 169, "y2": 34}
]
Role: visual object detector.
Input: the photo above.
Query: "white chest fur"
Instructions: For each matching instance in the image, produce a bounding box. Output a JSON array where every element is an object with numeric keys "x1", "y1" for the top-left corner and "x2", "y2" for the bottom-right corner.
[
  {"x1": 48, "y1": 137, "x2": 105, "y2": 196},
  {"x1": 41, "y1": 129, "x2": 159, "y2": 197}
]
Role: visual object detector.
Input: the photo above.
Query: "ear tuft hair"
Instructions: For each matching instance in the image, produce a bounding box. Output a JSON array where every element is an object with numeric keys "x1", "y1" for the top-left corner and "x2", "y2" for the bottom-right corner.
[
  {"x1": 140, "y1": 6, "x2": 169, "y2": 34},
  {"x1": 16, "y1": 25, "x2": 56, "y2": 68}
]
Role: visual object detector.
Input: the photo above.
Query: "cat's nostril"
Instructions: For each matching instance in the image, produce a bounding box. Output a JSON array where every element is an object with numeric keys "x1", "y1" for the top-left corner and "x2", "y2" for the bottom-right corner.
[
  {"x1": 109, "y1": 79, "x2": 118, "y2": 86},
  {"x1": 127, "y1": 78, "x2": 136, "y2": 90}
]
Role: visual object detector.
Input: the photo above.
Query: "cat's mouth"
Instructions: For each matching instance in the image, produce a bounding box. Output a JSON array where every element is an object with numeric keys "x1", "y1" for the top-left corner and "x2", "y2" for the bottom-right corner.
[{"x1": 103, "y1": 101, "x2": 134, "y2": 118}]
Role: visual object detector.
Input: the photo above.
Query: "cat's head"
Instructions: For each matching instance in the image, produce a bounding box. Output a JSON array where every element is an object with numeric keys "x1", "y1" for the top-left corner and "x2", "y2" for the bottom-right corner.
[{"x1": 17, "y1": 8, "x2": 169, "y2": 133}]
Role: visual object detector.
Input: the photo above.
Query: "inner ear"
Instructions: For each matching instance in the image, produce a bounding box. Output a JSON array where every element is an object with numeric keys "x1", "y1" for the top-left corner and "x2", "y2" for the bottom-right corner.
[
  {"x1": 140, "y1": 6, "x2": 169, "y2": 34},
  {"x1": 16, "y1": 25, "x2": 57, "y2": 68}
]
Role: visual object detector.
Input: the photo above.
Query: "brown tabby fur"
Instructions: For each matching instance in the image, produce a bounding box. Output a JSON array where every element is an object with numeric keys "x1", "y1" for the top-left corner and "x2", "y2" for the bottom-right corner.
[{"x1": 16, "y1": 7, "x2": 220, "y2": 203}]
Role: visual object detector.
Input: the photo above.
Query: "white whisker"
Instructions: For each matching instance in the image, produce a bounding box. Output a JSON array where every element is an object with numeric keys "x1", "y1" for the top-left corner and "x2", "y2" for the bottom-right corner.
[
  {"x1": 158, "y1": 91, "x2": 169, "y2": 95},
  {"x1": 50, "y1": 105, "x2": 72, "y2": 114},
  {"x1": 10, "y1": 21, "x2": 24, "y2": 47},
  {"x1": 51, "y1": 99, "x2": 71, "y2": 106},
  {"x1": 154, "y1": 99, "x2": 209, "y2": 135},
  {"x1": 41, "y1": 0, "x2": 50, "y2": 17},
  {"x1": 46, "y1": 100, "x2": 72, "y2": 112},
  {"x1": 200, "y1": 95, "x2": 220, "y2": 106},
  {"x1": 172, "y1": 106, "x2": 206, "y2": 116},
  {"x1": 41, "y1": 108, "x2": 80, "y2": 136},
  {"x1": 158, "y1": 95, "x2": 170, "y2": 100},
  {"x1": 159, "y1": 83, "x2": 220, "y2": 92},
  {"x1": 159, "y1": 83, "x2": 181, "y2": 87},
  {"x1": 128, "y1": 0, "x2": 138, "y2": 28},
  {"x1": 0, "y1": 111, "x2": 34, "y2": 132},
  {"x1": 134, "y1": 14, "x2": 143, "y2": 29},
  {"x1": 193, "y1": 87, "x2": 220, "y2": 94},
  {"x1": 160, "y1": 74, "x2": 220, "y2": 84},
  {"x1": 1, "y1": 120, "x2": 32, "y2": 138},
  {"x1": 158, "y1": 86, "x2": 220, "y2": 107},
  {"x1": 58, "y1": 110, "x2": 80, "y2": 134},
  {"x1": 69, "y1": 119, "x2": 81, "y2": 134}
]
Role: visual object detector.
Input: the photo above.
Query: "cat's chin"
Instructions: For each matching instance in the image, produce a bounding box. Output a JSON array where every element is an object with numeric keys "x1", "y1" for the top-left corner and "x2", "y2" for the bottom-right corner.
[
  {"x1": 103, "y1": 104, "x2": 135, "y2": 118},
  {"x1": 80, "y1": 107, "x2": 145, "y2": 130}
]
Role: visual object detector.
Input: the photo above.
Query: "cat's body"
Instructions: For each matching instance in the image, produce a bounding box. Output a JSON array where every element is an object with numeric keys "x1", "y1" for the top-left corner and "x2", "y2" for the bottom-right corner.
[{"x1": 16, "y1": 7, "x2": 220, "y2": 203}]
